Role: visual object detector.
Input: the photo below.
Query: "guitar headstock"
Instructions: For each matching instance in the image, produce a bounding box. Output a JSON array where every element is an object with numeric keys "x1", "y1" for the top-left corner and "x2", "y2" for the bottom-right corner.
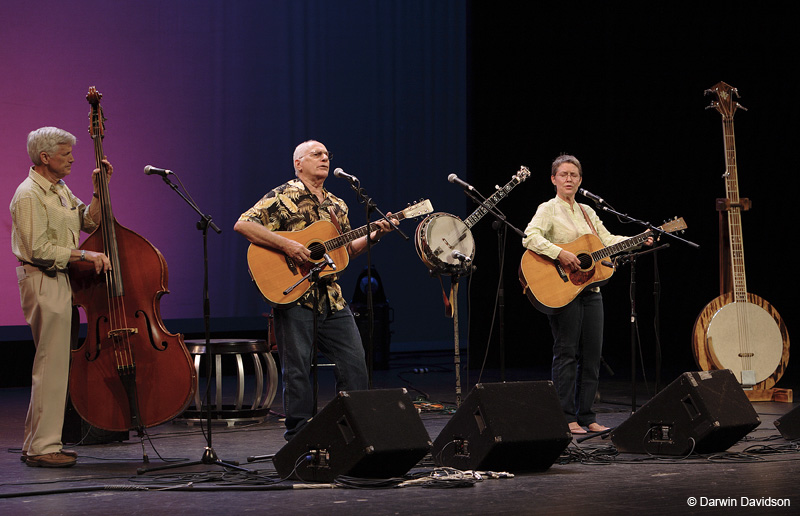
[
  {"x1": 705, "y1": 81, "x2": 747, "y2": 119},
  {"x1": 86, "y1": 86, "x2": 105, "y2": 139},
  {"x1": 515, "y1": 166, "x2": 531, "y2": 183},
  {"x1": 401, "y1": 199, "x2": 434, "y2": 219},
  {"x1": 659, "y1": 217, "x2": 687, "y2": 234}
]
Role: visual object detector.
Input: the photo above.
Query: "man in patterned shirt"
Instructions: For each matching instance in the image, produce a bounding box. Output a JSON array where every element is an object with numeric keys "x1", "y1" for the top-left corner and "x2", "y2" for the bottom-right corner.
[
  {"x1": 234, "y1": 140, "x2": 392, "y2": 440},
  {"x1": 10, "y1": 127, "x2": 112, "y2": 467}
]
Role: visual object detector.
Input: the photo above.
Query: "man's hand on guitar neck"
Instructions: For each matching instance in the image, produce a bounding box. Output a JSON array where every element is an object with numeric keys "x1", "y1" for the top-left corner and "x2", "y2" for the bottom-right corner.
[{"x1": 348, "y1": 213, "x2": 395, "y2": 258}]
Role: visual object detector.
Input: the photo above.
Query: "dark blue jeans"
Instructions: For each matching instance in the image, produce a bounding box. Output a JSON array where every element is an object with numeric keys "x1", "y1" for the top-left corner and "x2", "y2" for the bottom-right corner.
[
  {"x1": 547, "y1": 291, "x2": 604, "y2": 426},
  {"x1": 273, "y1": 302, "x2": 368, "y2": 440}
]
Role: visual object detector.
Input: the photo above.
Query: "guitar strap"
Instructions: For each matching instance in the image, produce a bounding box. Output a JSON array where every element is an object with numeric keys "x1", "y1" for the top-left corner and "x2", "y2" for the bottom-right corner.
[
  {"x1": 327, "y1": 206, "x2": 343, "y2": 233},
  {"x1": 579, "y1": 204, "x2": 600, "y2": 238}
]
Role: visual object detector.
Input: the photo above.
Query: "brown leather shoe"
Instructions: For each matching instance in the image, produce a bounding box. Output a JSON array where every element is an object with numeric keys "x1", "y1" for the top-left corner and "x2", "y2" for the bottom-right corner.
[
  {"x1": 21, "y1": 449, "x2": 77, "y2": 463},
  {"x1": 25, "y1": 452, "x2": 77, "y2": 468}
]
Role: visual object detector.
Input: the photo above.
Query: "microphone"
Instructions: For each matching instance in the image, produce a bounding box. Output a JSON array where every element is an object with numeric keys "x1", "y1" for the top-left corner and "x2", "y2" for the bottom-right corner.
[
  {"x1": 333, "y1": 168, "x2": 359, "y2": 183},
  {"x1": 578, "y1": 188, "x2": 605, "y2": 205},
  {"x1": 323, "y1": 253, "x2": 337, "y2": 270},
  {"x1": 451, "y1": 249, "x2": 472, "y2": 262},
  {"x1": 144, "y1": 165, "x2": 173, "y2": 177},
  {"x1": 447, "y1": 173, "x2": 474, "y2": 191}
]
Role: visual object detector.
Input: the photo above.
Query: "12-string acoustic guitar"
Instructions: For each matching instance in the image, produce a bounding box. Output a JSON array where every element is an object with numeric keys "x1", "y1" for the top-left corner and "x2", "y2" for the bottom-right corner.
[
  {"x1": 247, "y1": 199, "x2": 433, "y2": 306},
  {"x1": 691, "y1": 82, "x2": 790, "y2": 393},
  {"x1": 519, "y1": 217, "x2": 686, "y2": 314}
]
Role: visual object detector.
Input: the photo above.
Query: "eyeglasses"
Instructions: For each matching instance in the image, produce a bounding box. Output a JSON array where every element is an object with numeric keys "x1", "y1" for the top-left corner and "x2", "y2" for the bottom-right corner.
[{"x1": 302, "y1": 150, "x2": 332, "y2": 161}]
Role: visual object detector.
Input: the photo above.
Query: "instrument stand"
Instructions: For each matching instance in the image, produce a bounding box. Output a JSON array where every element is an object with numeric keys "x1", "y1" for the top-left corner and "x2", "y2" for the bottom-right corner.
[
  {"x1": 138, "y1": 175, "x2": 249, "y2": 475},
  {"x1": 451, "y1": 273, "x2": 463, "y2": 408},
  {"x1": 341, "y1": 176, "x2": 407, "y2": 388},
  {"x1": 427, "y1": 262, "x2": 474, "y2": 408},
  {"x1": 714, "y1": 198, "x2": 792, "y2": 403}
]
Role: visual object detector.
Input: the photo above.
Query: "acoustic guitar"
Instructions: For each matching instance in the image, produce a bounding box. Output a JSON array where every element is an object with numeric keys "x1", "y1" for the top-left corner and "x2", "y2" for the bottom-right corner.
[
  {"x1": 691, "y1": 82, "x2": 790, "y2": 390},
  {"x1": 247, "y1": 199, "x2": 433, "y2": 306},
  {"x1": 519, "y1": 217, "x2": 686, "y2": 314}
]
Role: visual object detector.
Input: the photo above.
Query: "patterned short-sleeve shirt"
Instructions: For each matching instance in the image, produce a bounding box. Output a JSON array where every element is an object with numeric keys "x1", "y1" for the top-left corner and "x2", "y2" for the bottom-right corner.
[{"x1": 238, "y1": 178, "x2": 351, "y2": 311}]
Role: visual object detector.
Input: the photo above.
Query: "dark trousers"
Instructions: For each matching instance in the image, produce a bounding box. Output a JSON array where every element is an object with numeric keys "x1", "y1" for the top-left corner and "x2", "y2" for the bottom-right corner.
[
  {"x1": 273, "y1": 303, "x2": 368, "y2": 440},
  {"x1": 547, "y1": 291, "x2": 604, "y2": 426}
]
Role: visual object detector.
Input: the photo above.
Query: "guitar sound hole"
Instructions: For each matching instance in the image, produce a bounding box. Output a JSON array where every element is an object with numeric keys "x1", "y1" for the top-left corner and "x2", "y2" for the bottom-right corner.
[
  {"x1": 308, "y1": 242, "x2": 326, "y2": 261},
  {"x1": 578, "y1": 254, "x2": 593, "y2": 270}
]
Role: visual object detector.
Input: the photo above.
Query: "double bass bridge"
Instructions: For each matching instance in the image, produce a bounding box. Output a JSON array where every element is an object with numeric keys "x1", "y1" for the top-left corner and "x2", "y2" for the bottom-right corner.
[{"x1": 108, "y1": 328, "x2": 139, "y2": 339}]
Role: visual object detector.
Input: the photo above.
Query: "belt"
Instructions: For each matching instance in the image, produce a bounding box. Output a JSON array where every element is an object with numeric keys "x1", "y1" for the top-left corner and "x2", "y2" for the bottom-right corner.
[{"x1": 19, "y1": 262, "x2": 69, "y2": 275}]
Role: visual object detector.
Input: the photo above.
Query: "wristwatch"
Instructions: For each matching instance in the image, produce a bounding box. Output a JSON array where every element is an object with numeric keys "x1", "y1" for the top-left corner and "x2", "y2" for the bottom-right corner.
[{"x1": 80, "y1": 249, "x2": 86, "y2": 261}]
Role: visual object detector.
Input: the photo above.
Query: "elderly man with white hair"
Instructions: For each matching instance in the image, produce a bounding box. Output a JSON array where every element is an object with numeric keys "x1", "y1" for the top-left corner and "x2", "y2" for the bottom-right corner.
[
  {"x1": 10, "y1": 127, "x2": 112, "y2": 467},
  {"x1": 235, "y1": 140, "x2": 392, "y2": 441}
]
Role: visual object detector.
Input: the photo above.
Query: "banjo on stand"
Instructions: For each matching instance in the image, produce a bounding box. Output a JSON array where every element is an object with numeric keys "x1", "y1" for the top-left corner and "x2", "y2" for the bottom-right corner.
[
  {"x1": 415, "y1": 166, "x2": 530, "y2": 407},
  {"x1": 415, "y1": 166, "x2": 530, "y2": 276},
  {"x1": 691, "y1": 82, "x2": 791, "y2": 402}
]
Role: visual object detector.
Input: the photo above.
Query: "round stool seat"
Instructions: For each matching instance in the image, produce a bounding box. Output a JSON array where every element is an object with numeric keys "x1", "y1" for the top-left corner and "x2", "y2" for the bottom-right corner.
[{"x1": 181, "y1": 339, "x2": 278, "y2": 426}]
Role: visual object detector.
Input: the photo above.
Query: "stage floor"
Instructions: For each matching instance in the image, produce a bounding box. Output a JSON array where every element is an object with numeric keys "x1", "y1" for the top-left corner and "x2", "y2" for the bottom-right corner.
[{"x1": 2, "y1": 351, "x2": 798, "y2": 515}]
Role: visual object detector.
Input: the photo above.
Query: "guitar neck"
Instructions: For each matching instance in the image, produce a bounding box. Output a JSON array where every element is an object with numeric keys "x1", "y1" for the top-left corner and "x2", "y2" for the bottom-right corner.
[
  {"x1": 722, "y1": 117, "x2": 748, "y2": 301},
  {"x1": 591, "y1": 231, "x2": 652, "y2": 262},
  {"x1": 463, "y1": 177, "x2": 522, "y2": 229},
  {"x1": 325, "y1": 213, "x2": 408, "y2": 251}
]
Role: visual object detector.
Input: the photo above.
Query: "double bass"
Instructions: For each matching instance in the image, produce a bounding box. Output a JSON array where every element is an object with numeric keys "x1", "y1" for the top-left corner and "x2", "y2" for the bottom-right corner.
[{"x1": 69, "y1": 87, "x2": 197, "y2": 433}]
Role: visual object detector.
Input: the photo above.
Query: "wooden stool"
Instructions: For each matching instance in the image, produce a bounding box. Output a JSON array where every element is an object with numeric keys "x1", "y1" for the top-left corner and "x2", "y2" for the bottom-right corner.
[{"x1": 181, "y1": 339, "x2": 278, "y2": 426}]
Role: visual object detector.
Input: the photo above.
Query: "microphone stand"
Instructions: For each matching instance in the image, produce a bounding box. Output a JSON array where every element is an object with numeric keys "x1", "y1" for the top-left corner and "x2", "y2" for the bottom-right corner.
[
  {"x1": 340, "y1": 175, "x2": 406, "y2": 388},
  {"x1": 586, "y1": 197, "x2": 698, "y2": 414},
  {"x1": 245, "y1": 257, "x2": 333, "y2": 465},
  {"x1": 493, "y1": 220, "x2": 506, "y2": 382},
  {"x1": 614, "y1": 245, "x2": 666, "y2": 414},
  {"x1": 138, "y1": 173, "x2": 250, "y2": 474},
  {"x1": 284, "y1": 260, "x2": 333, "y2": 416},
  {"x1": 461, "y1": 187, "x2": 525, "y2": 384}
]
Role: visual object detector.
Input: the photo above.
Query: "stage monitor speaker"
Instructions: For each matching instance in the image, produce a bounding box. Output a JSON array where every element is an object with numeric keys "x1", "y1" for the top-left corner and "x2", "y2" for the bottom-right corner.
[
  {"x1": 431, "y1": 381, "x2": 572, "y2": 472},
  {"x1": 272, "y1": 388, "x2": 432, "y2": 482},
  {"x1": 610, "y1": 369, "x2": 760, "y2": 455},
  {"x1": 774, "y1": 404, "x2": 800, "y2": 441}
]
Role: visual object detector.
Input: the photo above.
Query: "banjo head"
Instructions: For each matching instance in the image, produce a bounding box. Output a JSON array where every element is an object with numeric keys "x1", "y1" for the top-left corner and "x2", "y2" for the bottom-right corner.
[
  {"x1": 415, "y1": 213, "x2": 475, "y2": 273},
  {"x1": 706, "y1": 300, "x2": 784, "y2": 386}
]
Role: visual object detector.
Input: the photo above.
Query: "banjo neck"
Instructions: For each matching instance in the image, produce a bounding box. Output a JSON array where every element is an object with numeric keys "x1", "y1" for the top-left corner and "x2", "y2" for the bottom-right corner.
[
  {"x1": 462, "y1": 166, "x2": 530, "y2": 229},
  {"x1": 709, "y1": 81, "x2": 749, "y2": 302}
]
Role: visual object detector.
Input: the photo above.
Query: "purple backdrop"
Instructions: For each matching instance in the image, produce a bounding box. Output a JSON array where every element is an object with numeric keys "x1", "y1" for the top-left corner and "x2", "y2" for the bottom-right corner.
[{"x1": 1, "y1": 0, "x2": 467, "y2": 350}]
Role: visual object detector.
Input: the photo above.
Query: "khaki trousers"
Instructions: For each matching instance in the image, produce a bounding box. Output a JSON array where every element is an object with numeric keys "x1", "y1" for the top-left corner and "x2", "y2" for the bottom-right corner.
[{"x1": 17, "y1": 265, "x2": 73, "y2": 456}]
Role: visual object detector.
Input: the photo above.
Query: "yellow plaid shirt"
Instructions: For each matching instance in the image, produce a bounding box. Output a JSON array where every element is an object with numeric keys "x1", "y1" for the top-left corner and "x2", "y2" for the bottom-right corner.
[
  {"x1": 238, "y1": 178, "x2": 351, "y2": 312},
  {"x1": 10, "y1": 168, "x2": 98, "y2": 271}
]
